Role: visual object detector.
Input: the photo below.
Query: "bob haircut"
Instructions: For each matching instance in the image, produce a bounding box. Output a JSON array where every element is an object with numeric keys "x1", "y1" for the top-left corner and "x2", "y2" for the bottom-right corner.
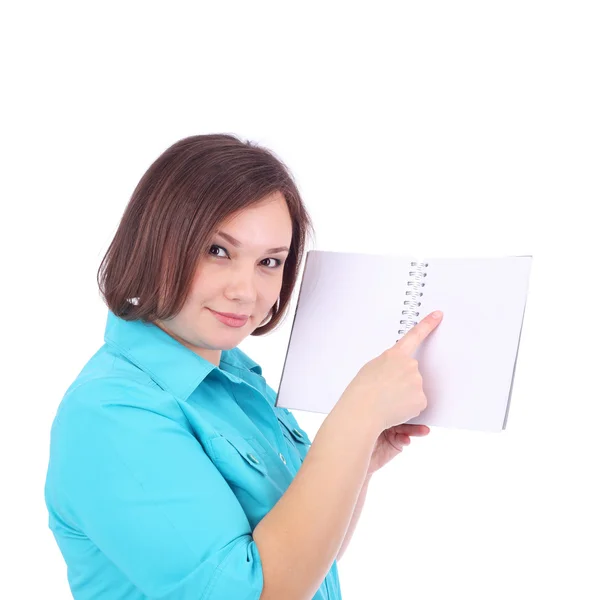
[{"x1": 97, "y1": 133, "x2": 315, "y2": 336}]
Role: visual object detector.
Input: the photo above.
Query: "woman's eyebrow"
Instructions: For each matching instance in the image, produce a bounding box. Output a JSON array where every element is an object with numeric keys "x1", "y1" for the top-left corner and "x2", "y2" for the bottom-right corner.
[{"x1": 216, "y1": 231, "x2": 289, "y2": 254}]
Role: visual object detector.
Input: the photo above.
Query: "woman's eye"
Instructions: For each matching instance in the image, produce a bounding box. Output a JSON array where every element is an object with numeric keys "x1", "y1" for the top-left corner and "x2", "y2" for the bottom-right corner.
[
  {"x1": 262, "y1": 257, "x2": 283, "y2": 268},
  {"x1": 209, "y1": 245, "x2": 227, "y2": 258},
  {"x1": 208, "y1": 245, "x2": 283, "y2": 269}
]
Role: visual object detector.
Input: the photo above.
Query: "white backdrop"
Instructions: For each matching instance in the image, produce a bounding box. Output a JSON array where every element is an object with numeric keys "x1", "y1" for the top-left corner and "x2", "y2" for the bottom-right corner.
[{"x1": 2, "y1": 1, "x2": 599, "y2": 598}]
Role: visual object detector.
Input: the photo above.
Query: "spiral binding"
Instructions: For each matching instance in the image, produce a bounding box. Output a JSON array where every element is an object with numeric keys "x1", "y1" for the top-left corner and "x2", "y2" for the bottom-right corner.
[{"x1": 396, "y1": 260, "x2": 428, "y2": 341}]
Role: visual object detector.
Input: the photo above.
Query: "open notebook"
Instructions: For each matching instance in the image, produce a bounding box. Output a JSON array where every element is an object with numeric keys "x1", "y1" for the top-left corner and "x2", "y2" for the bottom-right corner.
[{"x1": 275, "y1": 251, "x2": 532, "y2": 432}]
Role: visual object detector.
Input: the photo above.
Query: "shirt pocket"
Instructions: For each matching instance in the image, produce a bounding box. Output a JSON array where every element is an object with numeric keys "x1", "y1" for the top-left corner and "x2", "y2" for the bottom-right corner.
[
  {"x1": 276, "y1": 411, "x2": 311, "y2": 464},
  {"x1": 209, "y1": 434, "x2": 268, "y2": 477},
  {"x1": 208, "y1": 434, "x2": 278, "y2": 526}
]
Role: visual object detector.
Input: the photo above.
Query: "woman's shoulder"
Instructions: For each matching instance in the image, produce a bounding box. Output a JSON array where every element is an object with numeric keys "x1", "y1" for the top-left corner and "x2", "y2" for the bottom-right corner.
[{"x1": 52, "y1": 343, "x2": 180, "y2": 429}]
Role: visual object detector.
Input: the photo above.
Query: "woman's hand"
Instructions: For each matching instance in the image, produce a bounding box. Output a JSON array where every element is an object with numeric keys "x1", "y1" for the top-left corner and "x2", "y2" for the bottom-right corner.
[{"x1": 367, "y1": 424, "x2": 430, "y2": 476}]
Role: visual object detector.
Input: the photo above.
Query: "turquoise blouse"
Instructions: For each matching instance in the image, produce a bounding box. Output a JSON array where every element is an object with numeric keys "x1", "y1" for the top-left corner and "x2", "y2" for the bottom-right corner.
[{"x1": 44, "y1": 310, "x2": 342, "y2": 599}]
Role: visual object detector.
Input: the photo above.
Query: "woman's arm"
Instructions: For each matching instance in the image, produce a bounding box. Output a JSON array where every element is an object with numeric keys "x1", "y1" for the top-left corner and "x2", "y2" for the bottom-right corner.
[
  {"x1": 336, "y1": 473, "x2": 373, "y2": 562},
  {"x1": 46, "y1": 382, "x2": 269, "y2": 599},
  {"x1": 253, "y1": 396, "x2": 379, "y2": 600}
]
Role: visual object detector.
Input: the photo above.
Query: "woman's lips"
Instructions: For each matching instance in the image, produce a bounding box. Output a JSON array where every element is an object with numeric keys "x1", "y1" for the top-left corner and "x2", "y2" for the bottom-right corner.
[{"x1": 208, "y1": 308, "x2": 249, "y2": 328}]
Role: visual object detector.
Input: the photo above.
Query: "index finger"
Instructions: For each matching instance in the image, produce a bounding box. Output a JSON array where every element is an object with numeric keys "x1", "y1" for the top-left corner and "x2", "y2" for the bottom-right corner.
[{"x1": 394, "y1": 310, "x2": 443, "y2": 356}]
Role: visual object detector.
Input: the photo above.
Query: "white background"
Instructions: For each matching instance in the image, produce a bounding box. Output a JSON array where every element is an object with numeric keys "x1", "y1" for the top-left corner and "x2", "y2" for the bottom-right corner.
[{"x1": 2, "y1": 1, "x2": 599, "y2": 598}]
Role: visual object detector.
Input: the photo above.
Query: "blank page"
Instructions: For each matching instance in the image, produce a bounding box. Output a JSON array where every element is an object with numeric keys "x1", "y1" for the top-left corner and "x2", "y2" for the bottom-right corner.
[{"x1": 407, "y1": 255, "x2": 532, "y2": 432}]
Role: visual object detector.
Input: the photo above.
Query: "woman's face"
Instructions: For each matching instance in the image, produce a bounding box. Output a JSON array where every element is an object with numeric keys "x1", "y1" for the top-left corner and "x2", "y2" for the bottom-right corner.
[{"x1": 155, "y1": 191, "x2": 293, "y2": 366}]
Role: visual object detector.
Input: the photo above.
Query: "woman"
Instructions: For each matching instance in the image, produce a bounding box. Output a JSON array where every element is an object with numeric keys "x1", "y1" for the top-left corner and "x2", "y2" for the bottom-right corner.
[{"x1": 44, "y1": 133, "x2": 437, "y2": 599}]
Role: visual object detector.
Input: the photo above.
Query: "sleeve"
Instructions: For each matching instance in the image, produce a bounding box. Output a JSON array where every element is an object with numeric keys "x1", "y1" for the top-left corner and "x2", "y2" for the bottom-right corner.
[{"x1": 52, "y1": 379, "x2": 265, "y2": 600}]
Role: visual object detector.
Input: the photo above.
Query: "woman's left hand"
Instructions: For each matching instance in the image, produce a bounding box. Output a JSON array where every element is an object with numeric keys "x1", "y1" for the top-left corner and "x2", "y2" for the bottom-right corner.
[{"x1": 367, "y1": 424, "x2": 430, "y2": 476}]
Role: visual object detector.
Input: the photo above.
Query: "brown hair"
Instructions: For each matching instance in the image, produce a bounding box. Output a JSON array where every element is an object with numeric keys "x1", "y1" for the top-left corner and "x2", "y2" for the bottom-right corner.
[{"x1": 97, "y1": 133, "x2": 315, "y2": 336}]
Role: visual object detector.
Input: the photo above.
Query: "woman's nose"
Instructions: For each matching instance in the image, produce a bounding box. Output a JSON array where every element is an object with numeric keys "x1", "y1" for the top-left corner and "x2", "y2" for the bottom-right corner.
[{"x1": 224, "y1": 268, "x2": 257, "y2": 302}]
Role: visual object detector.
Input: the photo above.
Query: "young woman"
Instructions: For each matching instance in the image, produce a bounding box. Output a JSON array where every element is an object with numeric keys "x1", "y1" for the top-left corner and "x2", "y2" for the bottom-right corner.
[{"x1": 44, "y1": 133, "x2": 439, "y2": 600}]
